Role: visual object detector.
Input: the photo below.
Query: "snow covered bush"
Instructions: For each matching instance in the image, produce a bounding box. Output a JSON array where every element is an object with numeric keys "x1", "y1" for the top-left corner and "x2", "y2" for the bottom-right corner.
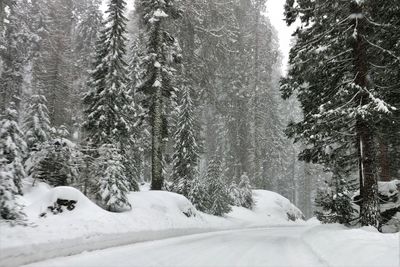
[
  {"x1": 315, "y1": 177, "x2": 356, "y2": 225},
  {"x1": 28, "y1": 138, "x2": 79, "y2": 187}
]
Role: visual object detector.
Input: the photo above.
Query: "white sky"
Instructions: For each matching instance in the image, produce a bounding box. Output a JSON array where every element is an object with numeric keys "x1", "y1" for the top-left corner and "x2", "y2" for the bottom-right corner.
[
  {"x1": 101, "y1": 0, "x2": 295, "y2": 73},
  {"x1": 266, "y1": 0, "x2": 296, "y2": 74}
]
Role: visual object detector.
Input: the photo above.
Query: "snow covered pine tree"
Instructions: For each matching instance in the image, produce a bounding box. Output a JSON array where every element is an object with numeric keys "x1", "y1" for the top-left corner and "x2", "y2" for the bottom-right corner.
[
  {"x1": 93, "y1": 144, "x2": 131, "y2": 212},
  {"x1": 136, "y1": 0, "x2": 182, "y2": 190},
  {"x1": 206, "y1": 156, "x2": 232, "y2": 216},
  {"x1": 171, "y1": 87, "x2": 200, "y2": 197},
  {"x1": 83, "y1": 0, "x2": 136, "y2": 203},
  {"x1": 0, "y1": 103, "x2": 26, "y2": 195},
  {"x1": 281, "y1": 0, "x2": 399, "y2": 228},
  {"x1": 0, "y1": 103, "x2": 27, "y2": 224}
]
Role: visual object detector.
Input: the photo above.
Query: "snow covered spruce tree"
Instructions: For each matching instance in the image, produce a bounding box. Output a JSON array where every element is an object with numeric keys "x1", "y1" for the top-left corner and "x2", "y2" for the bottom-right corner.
[
  {"x1": 0, "y1": 103, "x2": 27, "y2": 195},
  {"x1": 237, "y1": 173, "x2": 254, "y2": 209},
  {"x1": 206, "y1": 156, "x2": 232, "y2": 216},
  {"x1": 92, "y1": 144, "x2": 131, "y2": 212},
  {"x1": 23, "y1": 94, "x2": 51, "y2": 151},
  {"x1": 0, "y1": 0, "x2": 32, "y2": 113},
  {"x1": 83, "y1": 0, "x2": 137, "y2": 199},
  {"x1": 171, "y1": 87, "x2": 200, "y2": 197},
  {"x1": 0, "y1": 158, "x2": 26, "y2": 225},
  {"x1": 83, "y1": 0, "x2": 133, "y2": 147},
  {"x1": 188, "y1": 175, "x2": 209, "y2": 212},
  {"x1": 136, "y1": 0, "x2": 182, "y2": 190},
  {"x1": 281, "y1": 0, "x2": 399, "y2": 227}
]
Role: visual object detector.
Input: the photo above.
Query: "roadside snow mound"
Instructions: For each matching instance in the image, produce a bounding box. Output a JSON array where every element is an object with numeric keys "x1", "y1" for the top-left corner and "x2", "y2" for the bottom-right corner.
[
  {"x1": 302, "y1": 224, "x2": 399, "y2": 267},
  {"x1": 26, "y1": 186, "x2": 105, "y2": 218},
  {"x1": 253, "y1": 190, "x2": 304, "y2": 221},
  {"x1": 227, "y1": 190, "x2": 304, "y2": 225},
  {"x1": 1, "y1": 185, "x2": 229, "y2": 267},
  {"x1": 1, "y1": 185, "x2": 304, "y2": 267}
]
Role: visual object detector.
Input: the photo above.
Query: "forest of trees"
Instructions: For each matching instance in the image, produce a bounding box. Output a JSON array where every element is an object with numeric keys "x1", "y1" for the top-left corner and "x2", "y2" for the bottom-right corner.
[{"x1": 0, "y1": 0, "x2": 398, "y2": 230}]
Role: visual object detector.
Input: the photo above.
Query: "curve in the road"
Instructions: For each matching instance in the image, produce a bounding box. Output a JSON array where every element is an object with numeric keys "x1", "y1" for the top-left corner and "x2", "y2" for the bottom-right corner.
[{"x1": 22, "y1": 226, "x2": 328, "y2": 267}]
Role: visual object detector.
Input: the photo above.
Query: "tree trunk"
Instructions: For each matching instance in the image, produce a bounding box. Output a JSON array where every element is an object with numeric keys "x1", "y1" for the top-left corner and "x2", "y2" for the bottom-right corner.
[
  {"x1": 351, "y1": 1, "x2": 379, "y2": 227},
  {"x1": 151, "y1": 21, "x2": 164, "y2": 190},
  {"x1": 253, "y1": 4, "x2": 261, "y2": 185},
  {"x1": 304, "y1": 163, "x2": 312, "y2": 219},
  {"x1": 379, "y1": 139, "x2": 390, "y2": 181}
]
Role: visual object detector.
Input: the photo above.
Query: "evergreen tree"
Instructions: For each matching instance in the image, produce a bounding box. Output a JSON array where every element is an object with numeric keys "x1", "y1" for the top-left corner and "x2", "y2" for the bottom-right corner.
[
  {"x1": 93, "y1": 144, "x2": 131, "y2": 212},
  {"x1": 188, "y1": 175, "x2": 209, "y2": 212},
  {"x1": 83, "y1": 0, "x2": 139, "y2": 191},
  {"x1": 281, "y1": 0, "x2": 399, "y2": 227},
  {"x1": 0, "y1": 158, "x2": 26, "y2": 225},
  {"x1": 83, "y1": 0, "x2": 133, "y2": 147},
  {"x1": 33, "y1": 0, "x2": 76, "y2": 129},
  {"x1": 171, "y1": 87, "x2": 200, "y2": 197},
  {"x1": 126, "y1": 35, "x2": 148, "y2": 189},
  {"x1": 70, "y1": 0, "x2": 103, "y2": 138},
  {"x1": 237, "y1": 173, "x2": 254, "y2": 209},
  {"x1": 315, "y1": 176, "x2": 357, "y2": 225},
  {"x1": 229, "y1": 181, "x2": 241, "y2": 206},
  {"x1": 0, "y1": 0, "x2": 32, "y2": 112},
  {"x1": 206, "y1": 157, "x2": 232, "y2": 216},
  {"x1": 23, "y1": 94, "x2": 51, "y2": 150},
  {"x1": 136, "y1": 0, "x2": 182, "y2": 190},
  {"x1": 56, "y1": 125, "x2": 70, "y2": 139},
  {"x1": 0, "y1": 103, "x2": 27, "y2": 195}
]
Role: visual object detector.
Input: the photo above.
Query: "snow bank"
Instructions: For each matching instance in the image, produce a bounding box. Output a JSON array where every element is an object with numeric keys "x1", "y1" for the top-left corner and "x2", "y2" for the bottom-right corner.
[
  {"x1": 227, "y1": 190, "x2": 304, "y2": 226},
  {"x1": 379, "y1": 179, "x2": 400, "y2": 198},
  {"x1": 378, "y1": 180, "x2": 400, "y2": 233},
  {"x1": 1, "y1": 185, "x2": 302, "y2": 267},
  {"x1": 302, "y1": 224, "x2": 399, "y2": 267},
  {"x1": 252, "y1": 190, "x2": 304, "y2": 221}
]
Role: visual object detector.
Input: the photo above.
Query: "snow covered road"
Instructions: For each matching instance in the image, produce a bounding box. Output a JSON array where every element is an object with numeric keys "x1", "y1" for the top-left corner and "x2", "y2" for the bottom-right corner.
[{"x1": 22, "y1": 226, "x2": 328, "y2": 267}]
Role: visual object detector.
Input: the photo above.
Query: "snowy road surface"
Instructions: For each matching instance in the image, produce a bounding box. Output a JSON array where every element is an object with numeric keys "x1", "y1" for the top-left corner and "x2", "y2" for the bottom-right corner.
[{"x1": 22, "y1": 226, "x2": 328, "y2": 267}]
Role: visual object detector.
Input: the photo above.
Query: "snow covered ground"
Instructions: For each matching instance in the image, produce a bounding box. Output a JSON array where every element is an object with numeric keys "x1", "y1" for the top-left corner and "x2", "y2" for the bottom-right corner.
[
  {"x1": 302, "y1": 222, "x2": 399, "y2": 267},
  {"x1": 20, "y1": 226, "x2": 326, "y2": 267},
  {"x1": 0, "y1": 182, "x2": 303, "y2": 267},
  {"x1": 1, "y1": 182, "x2": 398, "y2": 267},
  {"x1": 19, "y1": 225, "x2": 399, "y2": 267}
]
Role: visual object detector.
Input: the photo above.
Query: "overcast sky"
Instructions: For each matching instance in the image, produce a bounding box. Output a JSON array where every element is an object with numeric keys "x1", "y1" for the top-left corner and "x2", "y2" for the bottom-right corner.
[
  {"x1": 266, "y1": 0, "x2": 296, "y2": 73},
  {"x1": 102, "y1": 0, "x2": 295, "y2": 73}
]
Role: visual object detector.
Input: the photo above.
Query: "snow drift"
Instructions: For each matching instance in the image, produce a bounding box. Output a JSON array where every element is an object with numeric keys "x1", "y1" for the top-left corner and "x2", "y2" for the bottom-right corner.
[
  {"x1": 302, "y1": 223, "x2": 399, "y2": 267},
  {"x1": 1, "y1": 184, "x2": 303, "y2": 267}
]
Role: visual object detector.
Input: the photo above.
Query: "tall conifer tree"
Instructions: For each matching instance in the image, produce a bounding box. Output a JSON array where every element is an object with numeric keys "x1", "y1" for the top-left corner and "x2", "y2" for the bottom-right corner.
[
  {"x1": 136, "y1": 0, "x2": 182, "y2": 190},
  {"x1": 281, "y1": 0, "x2": 399, "y2": 227},
  {"x1": 171, "y1": 87, "x2": 200, "y2": 197},
  {"x1": 83, "y1": 0, "x2": 134, "y2": 204}
]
